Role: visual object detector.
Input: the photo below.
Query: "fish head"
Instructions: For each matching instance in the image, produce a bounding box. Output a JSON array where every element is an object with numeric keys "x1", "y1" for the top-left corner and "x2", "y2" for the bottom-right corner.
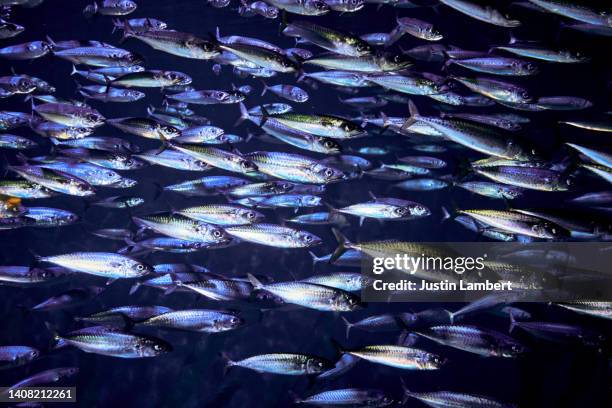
[
  {"x1": 238, "y1": 208, "x2": 265, "y2": 224},
  {"x1": 16, "y1": 77, "x2": 37, "y2": 93},
  {"x1": 295, "y1": 230, "x2": 322, "y2": 247},
  {"x1": 161, "y1": 71, "x2": 191, "y2": 86},
  {"x1": 420, "y1": 353, "x2": 446, "y2": 370},
  {"x1": 158, "y1": 124, "x2": 181, "y2": 139},
  {"x1": 499, "y1": 341, "x2": 527, "y2": 358},
  {"x1": 233, "y1": 157, "x2": 258, "y2": 174},
  {"x1": 136, "y1": 337, "x2": 172, "y2": 357},
  {"x1": 188, "y1": 39, "x2": 219, "y2": 59},
  {"x1": 315, "y1": 165, "x2": 346, "y2": 183},
  {"x1": 304, "y1": 0, "x2": 330, "y2": 14},
  {"x1": 225, "y1": 90, "x2": 246, "y2": 103},
  {"x1": 127, "y1": 197, "x2": 145, "y2": 207},
  {"x1": 315, "y1": 138, "x2": 342, "y2": 154},
  {"x1": 533, "y1": 222, "x2": 570, "y2": 239},
  {"x1": 379, "y1": 52, "x2": 413, "y2": 71},
  {"x1": 129, "y1": 260, "x2": 153, "y2": 277},
  {"x1": 118, "y1": 0, "x2": 138, "y2": 13},
  {"x1": 290, "y1": 87, "x2": 309, "y2": 102},
  {"x1": 216, "y1": 314, "x2": 244, "y2": 331},
  {"x1": 334, "y1": 291, "x2": 361, "y2": 311},
  {"x1": 112, "y1": 177, "x2": 137, "y2": 188},
  {"x1": 306, "y1": 358, "x2": 332, "y2": 374}
]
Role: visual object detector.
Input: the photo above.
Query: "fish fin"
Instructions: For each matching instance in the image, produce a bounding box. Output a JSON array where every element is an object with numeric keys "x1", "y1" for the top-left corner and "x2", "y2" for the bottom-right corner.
[
  {"x1": 329, "y1": 228, "x2": 352, "y2": 265},
  {"x1": 120, "y1": 19, "x2": 135, "y2": 43},
  {"x1": 340, "y1": 316, "x2": 353, "y2": 339},
  {"x1": 220, "y1": 352, "x2": 236, "y2": 376},
  {"x1": 401, "y1": 99, "x2": 419, "y2": 132},
  {"x1": 128, "y1": 281, "x2": 141, "y2": 295},
  {"x1": 367, "y1": 191, "x2": 377, "y2": 200},
  {"x1": 259, "y1": 80, "x2": 268, "y2": 97},
  {"x1": 308, "y1": 251, "x2": 323, "y2": 266},
  {"x1": 247, "y1": 273, "x2": 264, "y2": 290},
  {"x1": 235, "y1": 102, "x2": 251, "y2": 127},
  {"x1": 400, "y1": 377, "x2": 415, "y2": 404},
  {"x1": 441, "y1": 206, "x2": 452, "y2": 223},
  {"x1": 329, "y1": 338, "x2": 346, "y2": 355},
  {"x1": 258, "y1": 104, "x2": 270, "y2": 128},
  {"x1": 69, "y1": 64, "x2": 79, "y2": 76},
  {"x1": 508, "y1": 310, "x2": 518, "y2": 334},
  {"x1": 82, "y1": 2, "x2": 98, "y2": 19},
  {"x1": 45, "y1": 35, "x2": 57, "y2": 51}
]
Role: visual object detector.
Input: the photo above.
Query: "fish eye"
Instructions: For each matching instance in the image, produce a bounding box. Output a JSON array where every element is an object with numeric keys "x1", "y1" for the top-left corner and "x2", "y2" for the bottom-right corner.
[
  {"x1": 126, "y1": 159, "x2": 134, "y2": 166},
  {"x1": 213, "y1": 230, "x2": 222, "y2": 238},
  {"x1": 304, "y1": 235, "x2": 313, "y2": 242},
  {"x1": 136, "y1": 264, "x2": 145, "y2": 271},
  {"x1": 246, "y1": 212, "x2": 255, "y2": 219},
  {"x1": 153, "y1": 344, "x2": 163, "y2": 351},
  {"x1": 324, "y1": 168, "x2": 334, "y2": 177}
]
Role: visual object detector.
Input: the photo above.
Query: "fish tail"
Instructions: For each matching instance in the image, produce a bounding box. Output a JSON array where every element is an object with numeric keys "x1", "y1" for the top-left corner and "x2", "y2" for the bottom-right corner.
[
  {"x1": 111, "y1": 18, "x2": 121, "y2": 34},
  {"x1": 82, "y1": 2, "x2": 98, "y2": 19},
  {"x1": 120, "y1": 19, "x2": 135, "y2": 43},
  {"x1": 308, "y1": 251, "x2": 323, "y2": 265},
  {"x1": 45, "y1": 35, "x2": 56, "y2": 51},
  {"x1": 259, "y1": 80, "x2": 268, "y2": 97},
  {"x1": 441, "y1": 206, "x2": 452, "y2": 223},
  {"x1": 508, "y1": 311, "x2": 518, "y2": 334},
  {"x1": 340, "y1": 316, "x2": 354, "y2": 339},
  {"x1": 235, "y1": 102, "x2": 250, "y2": 127},
  {"x1": 128, "y1": 281, "x2": 141, "y2": 295},
  {"x1": 247, "y1": 273, "x2": 264, "y2": 290},
  {"x1": 329, "y1": 228, "x2": 352, "y2": 265},
  {"x1": 69, "y1": 64, "x2": 78, "y2": 77},
  {"x1": 400, "y1": 378, "x2": 416, "y2": 404},
  {"x1": 401, "y1": 99, "x2": 419, "y2": 131},
  {"x1": 220, "y1": 352, "x2": 236, "y2": 375}
]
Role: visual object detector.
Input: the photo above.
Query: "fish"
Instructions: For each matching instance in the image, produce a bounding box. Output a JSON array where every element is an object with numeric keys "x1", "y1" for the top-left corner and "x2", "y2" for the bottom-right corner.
[
  {"x1": 248, "y1": 273, "x2": 360, "y2": 311},
  {"x1": 0, "y1": 266, "x2": 68, "y2": 286},
  {"x1": 92, "y1": 196, "x2": 144, "y2": 209},
  {"x1": 57, "y1": 148, "x2": 146, "y2": 170},
  {"x1": 283, "y1": 21, "x2": 373, "y2": 57},
  {"x1": 526, "y1": 0, "x2": 610, "y2": 27},
  {"x1": 138, "y1": 309, "x2": 244, "y2": 333},
  {"x1": 264, "y1": 0, "x2": 329, "y2": 15},
  {"x1": 300, "y1": 272, "x2": 372, "y2": 292},
  {"x1": 261, "y1": 83, "x2": 308, "y2": 102},
  {"x1": 337, "y1": 194, "x2": 430, "y2": 222},
  {"x1": 111, "y1": 70, "x2": 192, "y2": 88},
  {"x1": 341, "y1": 344, "x2": 445, "y2": 370},
  {"x1": 403, "y1": 101, "x2": 536, "y2": 161},
  {"x1": 7, "y1": 165, "x2": 96, "y2": 196},
  {"x1": 174, "y1": 277, "x2": 254, "y2": 301},
  {"x1": 0, "y1": 40, "x2": 53, "y2": 60},
  {"x1": 167, "y1": 89, "x2": 245, "y2": 105},
  {"x1": 38, "y1": 251, "x2": 151, "y2": 280},
  {"x1": 53, "y1": 44, "x2": 143, "y2": 67},
  {"x1": 341, "y1": 315, "x2": 404, "y2": 338},
  {"x1": 77, "y1": 84, "x2": 145, "y2": 102},
  {"x1": 236, "y1": 194, "x2": 321, "y2": 209},
  {"x1": 455, "y1": 181, "x2": 524, "y2": 199},
  {"x1": 566, "y1": 143, "x2": 612, "y2": 169},
  {"x1": 163, "y1": 176, "x2": 249, "y2": 197},
  {"x1": 392, "y1": 178, "x2": 450, "y2": 191},
  {"x1": 226, "y1": 223, "x2": 322, "y2": 248},
  {"x1": 5, "y1": 367, "x2": 79, "y2": 391},
  {"x1": 0, "y1": 134, "x2": 37, "y2": 149},
  {"x1": 76, "y1": 305, "x2": 173, "y2": 326},
  {"x1": 402, "y1": 386, "x2": 516, "y2": 408},
  {"x1": 50, "y1": 136, "x2": 140, "y2": 153},
  {"x1": 122, "y1": 24, "x2": 219, "y2": 60},
  {"x1": 439, "y1": 0, "x2": 521, "y2": 27},
  {"x1": 555, "y1": 301, "x2": 612, "y2": 320},
  {"x1": 244, "y1": 151, "x2": 346, "y2": 184},
  {"x1": 178, "y1": 204, "x2": 264, "y2": 226},
  {"x1": 135, "y1": 149, "x2": 211, "y2": 171},
  {"x1": 395, "y1": 16, "x2": 443, "y2": 41},
  {"x1": 414, "y1": 325, "x2": 526, "y2": 357},
  {"x1": 474, "y1": 166, "x2": 570, "y2": 192},
  {"x1": 17, "y1": 207, "x2": 79, "y2": 228},
  {"x1": 52, "y1": 326, "x2": 171, "y2": 358},
  {"x1": 446, "y1": 56, "x2": 538, "y2": 76},
  {"x1": 83, "y1": 0, "x2": 137, "y2": 18},
  {"x1": 0, "y1": 346, "x2": 40, "y2": 370},
  {"x1": 492, "y1": 38, "x2": 588, "y2": 63},
  {"x1": 133, "y1": 214, "x2": 232, "y2": 244},
  {"x1": 34, "y1": 102, "x2": 105, "y2": 128},
  {"x1": 0, "y1": 19, "x2": 24, "y2": 39},
  {"x1": 31, "y1": 286, "x2": 105, "y2": 311},
  {"x1": 304, "y1": 52, "x2": 413, "y2": 72},
  {"x1": 224, "y1": 352, "x2": 333, "y2": 375},
  {"x1": 168, "y1": 143, "x2": 258, "y2": 174},
  {"x1": 112, "y1": 17, "x2": 167, "y2": 33},
  {"x1": 286, "y1": 211, "x2": 349, "y2": 226},
  {"x1": 509, "y1": 314, "x2": 604, "y2": 347},
  {"x1": 296, "y1": 388, "x2": 393, "y2": 406},
  {"x1": 458, "y1": 209, "x2": 570, "y2": 239},
  {"x1": 107, "y1": 117, "x2": 181, "y2": 140}
]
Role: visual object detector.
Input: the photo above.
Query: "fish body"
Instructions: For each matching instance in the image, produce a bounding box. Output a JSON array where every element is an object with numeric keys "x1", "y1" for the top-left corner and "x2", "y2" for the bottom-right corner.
[
  {"x1": 226, "y1": 223, "x2": 322, "y2": 248},
  {"x1": 133, "y1": 214, "x2": 231, "y2": 244},
  {"x1": 345, "y1": 345, "x2": 444, "y2": 370},
  {"x1": 53, "y1": 326, "x2": 171, "y2": 358},
  {"x1": 227, "y1": 353, "x2": 332, "y2": 375}
]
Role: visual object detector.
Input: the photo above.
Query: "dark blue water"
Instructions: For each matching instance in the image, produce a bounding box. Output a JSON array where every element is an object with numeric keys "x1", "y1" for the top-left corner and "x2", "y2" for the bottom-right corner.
[{"x1": 1, "y1": 0, "x2": 612, "y2": 407}]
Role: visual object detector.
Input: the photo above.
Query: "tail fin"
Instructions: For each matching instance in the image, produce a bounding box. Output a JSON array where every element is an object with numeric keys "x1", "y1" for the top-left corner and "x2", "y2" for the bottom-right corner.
[
  {"x1": 70, "y1": 64, "x2": 78, "y2": 77},
  {"x1": 308, "y1": 251, "x2": 323, "y2": 265},
  {"x1": 259, "y1": 80, "x2": 268, "y2": 97},
  {"x1": 401, "y1": 99, "x2": 419, "y2": 131},
  {"x1": 329, "y1": 228, "x2": 352, "y2": 264},
  {"x1": 400, "y1": 378, "x2": 416, "y2": 405},
  {"x1": 247, "y1": 273, "x2": 264, "y2": 290},
  {"x1": 340, "y1": 316, "x2": 354, "y2": 339},
  {"x1": 441, "y1": 206, "x2": 452, "y2": 223},
  {"x1": 120, "y1": 19, "x2": 135, "y2": 43},
  {"x1": 128, "y1": 281, "x2": 142, "y2": 295},
  {"x1": 235, "y1": 102, "x2": 251, "y2": 127},
  {"x1": 220, "y1": 352, "x2": 236, "y2": 376},
  {"x1": 83, "y1": 2, "x2": 98, "y2": 19},
  {"x1": 508, "y1": 311, "x2": 518, "y2": 334}
]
